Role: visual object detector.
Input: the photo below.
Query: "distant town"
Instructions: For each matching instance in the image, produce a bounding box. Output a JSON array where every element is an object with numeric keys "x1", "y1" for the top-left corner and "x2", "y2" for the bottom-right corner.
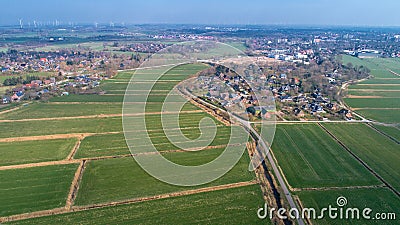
[{"x1": 1, "y1": 24, "x2": 399, "y2": 120}]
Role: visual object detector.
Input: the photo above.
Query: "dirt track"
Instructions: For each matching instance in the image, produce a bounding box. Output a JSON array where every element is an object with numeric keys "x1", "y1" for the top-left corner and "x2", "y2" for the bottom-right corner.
[
  {"x1": 0, "y1": 159, "x2": 82, "y2": 171},
  {"x1": 0, "y1": 132, "x2": 121, "y2": 143},
  {"x1": 0, "y1": 110, "x2": 203, "y2": 123},
  {"x1": 65, "y1": 161, "x2": 87, "y2": 210},
  {"x1": 66, "y1": 136, "x2": 85, "y2": 160},
  {"x1": 0, "y1": 144, "x2": 236, "y2": 171}
]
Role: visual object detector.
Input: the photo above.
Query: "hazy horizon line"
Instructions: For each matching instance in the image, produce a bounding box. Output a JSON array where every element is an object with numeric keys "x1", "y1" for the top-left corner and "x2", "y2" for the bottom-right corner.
[{"x1": 1, "y1": 22, "x2": 400, "y2": 29}]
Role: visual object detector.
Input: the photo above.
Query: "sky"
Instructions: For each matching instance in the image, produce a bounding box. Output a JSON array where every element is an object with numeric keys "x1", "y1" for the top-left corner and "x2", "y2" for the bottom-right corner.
[{"x1": 1, "y1": 0, "x2": 399, "y2": 27}]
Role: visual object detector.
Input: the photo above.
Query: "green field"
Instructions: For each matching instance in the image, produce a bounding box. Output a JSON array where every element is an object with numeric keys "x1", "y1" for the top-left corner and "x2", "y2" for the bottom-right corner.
[
  {"x1": 50, "y1": 94, "x2": 125, "y2": 102},
  {"x1": 0, "y1": 138, "x2": 76, "y2": 166},
  {"x1": 356, "y1": 109, "x2": 400, "y2": 124},
  {"x1": 75, "y1": 153, "x2": 254, "y2": 205},
  {"x1": 342, "y1": 55, "x2": 380, "y2": 70},
  {"x1": 0, "y1": 164, "x2": 78, "y2": 217},
  {"x1": 0, "y1": 103, "x2": 123, "y2": 120},
  {"x1": 271, "y1": 124, "x2": 379, "y2": 188},
  {"x1": 0, "y1": 101, "x2": 200, "y2": 120},
  {"x1": 343, "y1": 57, "x2": 400, "y2": 124},
  {"x1": 322, "y1": 123, "x2": 400, "y2": 190},
  {"x1": 9, "y1": 185, "x2": 267, "y2": 225},
  {"x1": 296, "y1": 188, "x2": 400, "y2": 225},
  {"x1": 348, "y1": 90, "x2": 400, "y2": 98},
  {"x1": 0, "y1": 111, "x2": 219, "y2": 138},
  {"x1": 359, "y1": 78, "x2": 400, "y2": 85},
  {"x1": 372, "y1": 125, "x2": 400, "y2": 142},
  {"x1": 348, "y1": 85, "x2": 400, "y2": 90},
  {"x1": 369, "y1": 70, "x2": 399, "y2": 79},
  {"x1": 0, "y1": 117, "x2": 123, "y2": 138},
  {"x1": 0, "y1": 57, "x2": 268, "y2": 224},
  {"x1": 75, "y1": 126, "x2": 236, "y2": 158},
  {"x1": 364, "y1": 58, "x2": 400, "y2": 71},
  {"x1": 344, "y1": 98, "x2": 400, "y2": 109}
]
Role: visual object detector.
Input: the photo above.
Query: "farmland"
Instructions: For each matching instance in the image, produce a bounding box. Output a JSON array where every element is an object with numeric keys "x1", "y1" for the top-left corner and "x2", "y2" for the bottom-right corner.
[
  {"x1": 9, "y1": 185, "x2": 266, "y2": 225},
  {"x1": 0, "y1": 164, "x2": 78, "y2": 217},
  {"x1": 0, "y1": 103, "x2": 123, "y2": 120},
  {"x1": 322, "y1": 123, "x2": 400, "y2": 191},
  {"x1": 0, "y1": 63, "x2": 268, "y2": 224},
  {"x1": 372, "y1": 124, "x2": 400, "y2": 142},
  {"x1": 0, "y1": 117, "x2": 123, "y2": 138},
  {"x1": 344, "y1": 98, "x2": 400, "y2": 109},
  {"x1": 342, "y1": 56, "x2": 399, "y2": 129},
  {"x1": 355, "y1": 109, "x2": 400, "y2": 124},
  {"x1": 296, "y1": 188, "x2": 400, "y2": 225},
  {"x1": 268, "y1": 122, "x2": 400, "y2": 225},
  {"x1": 75, "y1": 152, "x2": 254, "y2": 205},
  {"x1": 0, "y1": 138, "x2": 76, "y2": 166},
  {"x1": 75, "y1": 126, "x2": 236, "y2": 158},
  {"x1": 1, "y1": 57, "x2": 398, "y2": 224},
  {"x1": 348, "y1": 89, "x2": 400, "y2": 98},
  {"x1": 271, "y1": 124, "x2": 379, "y2": 189}
]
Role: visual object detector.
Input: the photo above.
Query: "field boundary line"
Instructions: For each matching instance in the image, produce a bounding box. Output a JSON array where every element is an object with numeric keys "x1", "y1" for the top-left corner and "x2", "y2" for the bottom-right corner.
[
  {"x1": 0, "y1": 105, "x2": 24, "y2": 115},
  {"x1": 67, "y1": 136, "x2": 85, "y2": 160},
  {"x1": 0, "y1": 110, "x2": 204, "y2": 123},
  {"x1": 65, "y1": 160, "x2": 87, "y2": 210},
  {"x1": 317, "y1": 123, "x2": 400, "y2": 198},
  {"x1": 365, "y1": 123, "x2": 400, "y2": 144},
  {"x1": 71, "y1": 180, "x2": 258, "y2": 211},
  {"x1": 0, "y1": 159, "x2": 81, "y2": 171},
  {"x1": 0, "y1": 132, "x2": 121, "y2": 143},
  {"x1": 0, "y1": 125, "x2": 229, "y2": 143},
  {"x1": 0, "y1": 144, "x2": 238, "y2": 171},
  {"x1": 0, "y1": 181, "x2": 258, "y2": 223},
  {"x1": 47, "y1": 102, "x2": 122, "y2": 105},
  {"x1": 291, "y1": 184, "x2": 386, "y2": 191},
  {"x1": 388, "y1": 69, "x2": 400, "y2": 77}
]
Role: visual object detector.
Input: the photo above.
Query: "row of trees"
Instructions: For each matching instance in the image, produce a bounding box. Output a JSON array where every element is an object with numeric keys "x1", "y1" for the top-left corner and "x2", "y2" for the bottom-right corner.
[{"x1": 3, "y1": 75, "x2": 40, "y2": 86}]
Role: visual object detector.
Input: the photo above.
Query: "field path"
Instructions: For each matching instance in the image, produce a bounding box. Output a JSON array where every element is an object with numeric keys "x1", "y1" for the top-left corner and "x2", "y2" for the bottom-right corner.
[
  {"x1": 0, "y1": 180, "x2": 257, "y2": 223},
  {"x1": 0, "y1": 159, "x2": 82, "y2": 171},
  {"x1": 65, "y1": 160, "x2": 87, "y2": 210},
  {"x1": 0, "y1": 144, "x2": 235, "y2": 171},
  {"x1": 0, "y1": 110, "x2": 203, "y2": 123},
  {"x1": 0, "y1": 132, "x2": 121, "y2": 143},
  {"x1": 366, "y1": 123, "x2": 400, "y2": 144},
  {"x1": 66, "y1": 136, "x2": 85, "y2": 160}
]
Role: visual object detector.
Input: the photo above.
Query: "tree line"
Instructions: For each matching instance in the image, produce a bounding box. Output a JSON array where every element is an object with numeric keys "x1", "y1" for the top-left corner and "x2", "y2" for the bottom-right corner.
[{"x1": 3, "y1": 75, "x2": 41, "y2": 86}]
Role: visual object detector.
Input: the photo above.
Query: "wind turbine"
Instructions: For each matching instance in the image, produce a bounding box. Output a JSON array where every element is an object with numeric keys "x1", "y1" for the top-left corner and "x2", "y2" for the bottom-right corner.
[{"x1": 19, "y1": 18, "x2": 23, "y2": 29}]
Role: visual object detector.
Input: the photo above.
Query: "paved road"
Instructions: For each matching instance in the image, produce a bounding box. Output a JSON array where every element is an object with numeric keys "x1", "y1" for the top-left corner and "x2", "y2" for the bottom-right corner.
[
  {"x1": 179, "y1": 86, "x2": 305, "y2": 225},
  {"x1": 234, "y1": 118, "x2": 305, "y2": 225}
]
